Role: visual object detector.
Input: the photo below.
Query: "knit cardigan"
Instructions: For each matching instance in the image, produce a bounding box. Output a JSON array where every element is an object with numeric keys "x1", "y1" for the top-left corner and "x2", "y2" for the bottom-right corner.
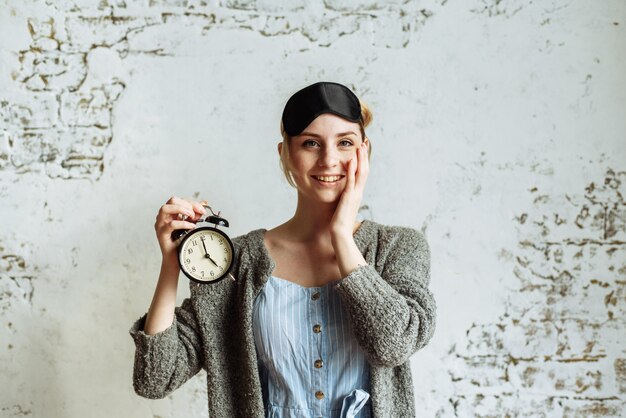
[{"x1": 129, "y1": 219, "x2": 436, "y2": 417}]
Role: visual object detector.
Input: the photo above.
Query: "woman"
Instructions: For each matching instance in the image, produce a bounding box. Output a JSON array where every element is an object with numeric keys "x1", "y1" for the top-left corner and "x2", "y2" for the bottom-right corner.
[{"x1": 129, "y1": 81, "x2": 436, "y2": 418}]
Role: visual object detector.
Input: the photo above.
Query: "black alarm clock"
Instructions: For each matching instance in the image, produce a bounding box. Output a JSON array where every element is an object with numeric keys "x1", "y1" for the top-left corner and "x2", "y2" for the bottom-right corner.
[{"x1": 171, "y1": 205, "x2": 236, "y2": 284}]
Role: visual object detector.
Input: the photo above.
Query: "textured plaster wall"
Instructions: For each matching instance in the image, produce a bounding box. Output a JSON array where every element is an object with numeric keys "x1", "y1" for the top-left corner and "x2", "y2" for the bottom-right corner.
[{"x1": 0, "y1": 0, "x2": 625, "y2": 417}]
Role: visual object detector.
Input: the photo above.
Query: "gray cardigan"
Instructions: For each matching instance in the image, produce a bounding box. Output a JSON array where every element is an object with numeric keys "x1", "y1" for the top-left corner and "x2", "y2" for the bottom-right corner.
[{"x1": 129, "y1": 219, "x2": 436, "y2": 417}]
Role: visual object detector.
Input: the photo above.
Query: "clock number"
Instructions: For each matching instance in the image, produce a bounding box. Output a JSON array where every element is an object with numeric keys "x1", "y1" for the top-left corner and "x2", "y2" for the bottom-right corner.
[
  {"x1": 191, "y1": 266, "x2": 196, "y2": 272},
  {"x1": 223, "y1": 257, "x2": 227, "y2": 262},
  {"x1": 224, "y1": 247, "x2": 227, "y2": 253},
  {"x1": 186, "y1": 258, "x2": 190, "y2": 263},
  {"x1": 192, "y1": 240, "x2": 198, "y2": 246},
  {"x1": 210, "y1": 271, "x2": 215, "y2": 277},
  {"x1": 210, "y1": 235, "x2": 214, "y2": 241},
  {"x1": 187, "y1": 248, "x2": 193, "y2": 254},
  {"x1": 201, "y1": 271, "x2": 204, "y2": 277}
]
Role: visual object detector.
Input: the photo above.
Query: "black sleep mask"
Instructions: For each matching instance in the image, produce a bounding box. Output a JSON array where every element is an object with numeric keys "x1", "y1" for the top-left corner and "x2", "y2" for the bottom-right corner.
[{"x1": 281, "y1": 81, "x2": 362, "y2": 136}]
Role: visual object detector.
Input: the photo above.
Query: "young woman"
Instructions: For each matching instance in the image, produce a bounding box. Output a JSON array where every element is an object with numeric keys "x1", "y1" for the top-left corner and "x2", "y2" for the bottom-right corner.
[{"x1": 129, "y1": 81, "x2": 436, "y2": 418}]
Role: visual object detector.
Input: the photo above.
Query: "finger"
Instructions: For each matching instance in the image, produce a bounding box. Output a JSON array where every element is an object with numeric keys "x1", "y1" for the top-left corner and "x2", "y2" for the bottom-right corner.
[
  {"x1": 177, "y1": 197, "x2": 207, "y2": 220},
  {"x1": 170, "y1": 219, "x2": 198, "y2": 230},
  {"x1": 160, "y1": 203, "x2": 195, "y2": 219},
  {"x1": 347, "y1": 156, "x2": 356, "y2": 189},
  {"x1": 165, "y1": 196, "x2": 196, "y2": 214},
  {"x1": 361, "y1": 142, "x2": 369, "y2": 166},
  {"x1": 155, "y1": 217, "x2": 196, "y2": 235},
  {"x1": 167, "y1": 196, "x2": 189, "y2": 207},
  {"x1": 189, "y1": 200, "x2": 208, "y2": 217},
  {"x1": 356, "y1": 143, "x2": 369, "y2": 189},
  {"x1": 363, "y1": 142, "x2": 370, "y2": 167},
  {"x1": 159, "y1": 220, "x2": 197, "y2": 242},
  {"x1": 341, "y1": 159, "x2": 351, "y2": 191}
]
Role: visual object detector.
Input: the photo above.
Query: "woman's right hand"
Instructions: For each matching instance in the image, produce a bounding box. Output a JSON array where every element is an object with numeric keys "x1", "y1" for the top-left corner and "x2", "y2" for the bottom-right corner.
[{"x1": 154, "y1": 196, "x2": 208, "y2": 262}]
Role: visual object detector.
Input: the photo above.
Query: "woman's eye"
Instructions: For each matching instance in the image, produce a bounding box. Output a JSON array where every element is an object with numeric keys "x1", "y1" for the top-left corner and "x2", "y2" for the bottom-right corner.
[{"x1": 302, "y1": 139, "x2": 353, "y2": 147}]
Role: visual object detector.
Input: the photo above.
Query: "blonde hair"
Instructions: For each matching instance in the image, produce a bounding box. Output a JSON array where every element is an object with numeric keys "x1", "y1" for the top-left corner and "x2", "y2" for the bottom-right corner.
[{"x1": 278, "y1": 99, "x2": 373, "y2": 188}]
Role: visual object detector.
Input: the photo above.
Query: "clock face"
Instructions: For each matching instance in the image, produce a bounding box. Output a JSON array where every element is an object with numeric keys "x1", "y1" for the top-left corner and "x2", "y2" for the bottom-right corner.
[{"x1": 178, "y1": 227, "x2": 234, "y2": 284}]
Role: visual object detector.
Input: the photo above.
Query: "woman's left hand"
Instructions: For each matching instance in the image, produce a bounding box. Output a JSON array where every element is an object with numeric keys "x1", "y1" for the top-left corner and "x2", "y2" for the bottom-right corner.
[{"x1": 330, "y1": 141, "x2": 369, "y2": 238}]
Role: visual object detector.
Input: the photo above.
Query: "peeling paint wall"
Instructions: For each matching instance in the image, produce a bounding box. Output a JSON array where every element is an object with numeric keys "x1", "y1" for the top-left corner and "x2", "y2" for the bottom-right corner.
[
  {"x1": 0, "y1": 1, "x2": 624, "y2": 417},
  {"x1": 437, "y1": 169, "x2": 626, "y2": 417}
]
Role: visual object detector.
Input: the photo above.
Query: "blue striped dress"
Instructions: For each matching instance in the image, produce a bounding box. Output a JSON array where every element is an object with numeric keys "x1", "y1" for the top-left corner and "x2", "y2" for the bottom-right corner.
[{"x1": 252, "y1": 274, "x2": 372, "y2": 418}]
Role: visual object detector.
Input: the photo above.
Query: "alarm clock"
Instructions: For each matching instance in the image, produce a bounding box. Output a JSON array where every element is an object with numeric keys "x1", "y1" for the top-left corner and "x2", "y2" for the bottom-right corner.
[{"x1": 171, "y1": 205, "x2": 236, "y2": 284}]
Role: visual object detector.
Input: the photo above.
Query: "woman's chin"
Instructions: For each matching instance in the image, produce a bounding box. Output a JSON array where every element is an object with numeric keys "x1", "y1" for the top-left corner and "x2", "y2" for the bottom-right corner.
[
  {"x1": 298, "y1": 189, "x2": 340, "y2": 204},
  {"x1": 317, "y1": 192, "x2": 342, "y2": 204}
]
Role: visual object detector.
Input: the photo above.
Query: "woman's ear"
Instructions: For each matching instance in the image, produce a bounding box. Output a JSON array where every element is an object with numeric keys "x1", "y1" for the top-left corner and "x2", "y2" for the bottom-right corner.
[{"x1": 277, "y1": 142, "x2": 283, "y2": 156}]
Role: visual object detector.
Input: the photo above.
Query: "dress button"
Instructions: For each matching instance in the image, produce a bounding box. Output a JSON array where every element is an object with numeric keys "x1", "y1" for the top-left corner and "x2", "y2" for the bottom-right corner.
[
  {"x1": 312, "y1": 291, "x2": 321, "y2": 300},
  {"x1": 314, "y1": 359, "x2": 324, "y2": 368},
  {"x1": 313, "y1": 324, "x2": 322, "y2": 333},
  {"x1": 315, "y1": 390, "x2": 325, "y2": 400}
]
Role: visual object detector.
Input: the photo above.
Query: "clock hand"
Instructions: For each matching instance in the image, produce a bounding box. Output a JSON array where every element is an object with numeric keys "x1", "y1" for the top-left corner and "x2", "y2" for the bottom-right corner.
[
  {"x1": 201, "y1": 236, "x2": 209, "y2": 256},
  {"x1": 206, "y1": 252, "x2": 219, "y2": 267},
  {"x1": 200, "y1": 236, "x2": 219, "y2": 266},
  {"x1": 195, "y1": 232, "x2": 220, "y2": 268}
]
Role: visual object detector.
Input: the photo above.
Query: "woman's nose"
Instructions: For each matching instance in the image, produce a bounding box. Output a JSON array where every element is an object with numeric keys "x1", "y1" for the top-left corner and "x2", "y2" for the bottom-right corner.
[{"x1": 318, "y1": 147, "x2": 341, "y2": 167}]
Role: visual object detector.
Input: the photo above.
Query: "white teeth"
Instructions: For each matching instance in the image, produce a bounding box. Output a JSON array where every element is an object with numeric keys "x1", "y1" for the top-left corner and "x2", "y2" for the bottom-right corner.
[{"x1": 315, "y1": 175, "x2": 342, "y2": 182}]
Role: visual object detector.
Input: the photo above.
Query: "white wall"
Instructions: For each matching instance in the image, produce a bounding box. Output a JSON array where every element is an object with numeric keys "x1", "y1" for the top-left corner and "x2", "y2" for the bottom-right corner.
[{"x1": 1, "y1": 0, "x2": 624, "y2": 417}]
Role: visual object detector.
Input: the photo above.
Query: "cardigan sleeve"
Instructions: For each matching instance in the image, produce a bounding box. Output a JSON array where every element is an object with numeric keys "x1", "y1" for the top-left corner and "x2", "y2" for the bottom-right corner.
[
  {"x1": 334, "y1": 226, "x2": 436, "y2": 368},
  {"x1": 128, "y1": 297, "x2": 203, "y2": 399}
]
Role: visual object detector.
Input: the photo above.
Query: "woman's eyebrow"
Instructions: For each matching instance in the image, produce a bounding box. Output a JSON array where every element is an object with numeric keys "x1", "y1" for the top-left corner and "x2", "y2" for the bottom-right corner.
[{"x1": 299, "y1": 131, "x2": 358, "y2": 138}]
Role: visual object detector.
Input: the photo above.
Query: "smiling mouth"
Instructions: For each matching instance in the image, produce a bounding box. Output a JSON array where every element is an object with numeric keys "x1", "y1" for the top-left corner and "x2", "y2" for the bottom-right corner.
[{"x1": 312, "y1": 175, "x2": 345, "y2": 183}]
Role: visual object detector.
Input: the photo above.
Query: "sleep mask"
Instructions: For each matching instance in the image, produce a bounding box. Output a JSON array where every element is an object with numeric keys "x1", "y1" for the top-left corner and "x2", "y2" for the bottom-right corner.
[{"x1": 281, "y1": 81, "x2": 362, "y2": 136}]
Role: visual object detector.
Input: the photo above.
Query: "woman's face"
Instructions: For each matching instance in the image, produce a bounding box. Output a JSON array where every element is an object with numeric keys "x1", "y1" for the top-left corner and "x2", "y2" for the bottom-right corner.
[{"x1": 281, "y1": 113, "x2": 368, "y2": 203}]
